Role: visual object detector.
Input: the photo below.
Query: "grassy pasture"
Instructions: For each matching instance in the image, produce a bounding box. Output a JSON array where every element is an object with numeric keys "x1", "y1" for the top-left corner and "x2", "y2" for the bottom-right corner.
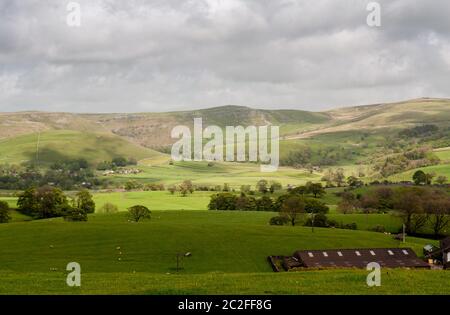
[
  {"x1": 0, "y1": 210, "x2": 445, "y2": 295},
  {"x1": 93, "y1": 191, "x2": 213, "y2": 211},
  {"x1": 108, "y1": 160, "x2": 323, "y2": 188},
  {"x1": 0, "y1": 130, "x2": 162, "y2": 166},
  {"x1": 388, "y1": 164, "x2": 450, "y2": 183},
  {"x1": 434, "y1": 148, "x2": 450, "y2": 162}
]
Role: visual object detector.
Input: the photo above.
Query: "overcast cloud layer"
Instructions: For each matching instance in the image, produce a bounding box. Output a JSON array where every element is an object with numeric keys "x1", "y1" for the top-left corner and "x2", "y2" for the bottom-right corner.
[{"x1": 0, "y1": 0, "x2": 449, "y2": 113}]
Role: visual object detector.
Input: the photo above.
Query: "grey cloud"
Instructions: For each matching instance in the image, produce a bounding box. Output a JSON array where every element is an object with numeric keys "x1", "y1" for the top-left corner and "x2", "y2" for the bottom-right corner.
[{"x1": 0, "y1": 0, "x2": 449, "y2": 113}]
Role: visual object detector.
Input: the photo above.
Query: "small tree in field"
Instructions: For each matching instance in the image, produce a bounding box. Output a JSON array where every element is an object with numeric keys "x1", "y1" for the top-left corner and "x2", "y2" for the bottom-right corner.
[
  {"x1": 436, "y1": 175, "x2": 448, "y2": 185},
  {"x1": 257, "y1": 179, "x2": 269, "y2": 194},
  {"x1": 99, "y1": 202, "x2": 119, "y2": 214},
  {"x1": 63, "y1": 205, "x2": 88, "y2": 222},
  {"x1": 412, "y1": 170, "x2": 427, "y2": 185},
  {"x1": 281, "y1": 196, "x2": 305, "y2": 226},
  {"x1": 0, "y1": 201, "x2": 11, "y2": 223},
  {"x1": 74, "y1": 189, "x2": 95, "y2": 213},
  {"x1": 423, "y1": 193, "x2": 450, "y2": 237},
  {"x1": 394, "y1": 189, "x2": 428, "y2": 233},
  {"x1": 306, "y1": 182, "x2": 325, "y2": 198},
  {"x1": 168, "y1": 185, "x2": 176, "y2": 195},
  {"x1": 128, "y1": 205, "x2": 151, "y2": 222}
]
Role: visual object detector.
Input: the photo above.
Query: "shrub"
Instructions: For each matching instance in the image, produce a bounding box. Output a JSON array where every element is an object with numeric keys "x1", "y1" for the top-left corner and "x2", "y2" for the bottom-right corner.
[
  {"x1": 304, "y1": 213, "x2": 329, "y2": 227},
  {"x1": 63, "y1": 206, "x2": 87, "y2": 222},
  {"x1": 269, "y1": 216, "x2": 289, "y2": 226},
  {"x1": 256, "y1": 196, "x2": 273, "y2": 211},
  {"x1": 370, "y1": 225, "x2": 386, "y2": 233},
  {"x1": 98, "y1": 202, "x2": 119, "y2": 214},
  {"x1": 342, "y1": 222, "x2": 358, "y2": 230},
  {"x1": 0, "y1": 200, "x2": 11, "y2": 223},
  {"x1": 208, "y1": 193, "x2": 238, "y2": 210}
]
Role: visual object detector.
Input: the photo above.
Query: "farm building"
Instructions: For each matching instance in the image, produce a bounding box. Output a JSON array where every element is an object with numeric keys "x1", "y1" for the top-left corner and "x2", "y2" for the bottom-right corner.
[
  {"x1": 440, "y1": 237, "x2": 450, "y2": 269},
  {"x1": 424, "y1": 237, "x2": 450, "y2": 269},
  {"x1": 274, "y1": 248, "x2": 430, "y2": 271}
]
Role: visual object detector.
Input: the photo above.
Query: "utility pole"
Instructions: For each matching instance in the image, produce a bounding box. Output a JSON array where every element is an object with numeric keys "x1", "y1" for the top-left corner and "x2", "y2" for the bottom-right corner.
[
  {"x1": 402, "y1": 224, "x2": 406, "y2": 243},
  {"x1": 35, "y1": 131, "x2": 41, "y2": 169}
]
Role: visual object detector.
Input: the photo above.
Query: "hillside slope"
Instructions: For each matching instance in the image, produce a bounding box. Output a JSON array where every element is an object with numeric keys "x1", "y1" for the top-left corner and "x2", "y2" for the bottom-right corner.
[
  {"x1": 0, "y1": 130, "x2": 163, "y2": 166},
  {"x1": 1, "y1": 98, "x2": 449, "y2": 156},
  {"x1": 286, "y1": 98, "x2": 450, "y2": 139}
]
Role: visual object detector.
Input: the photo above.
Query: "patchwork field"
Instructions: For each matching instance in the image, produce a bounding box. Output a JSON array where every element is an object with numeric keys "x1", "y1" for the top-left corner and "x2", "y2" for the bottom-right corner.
[
  {"x1": 108, "y1": 160, "x2": 323, "y2": 188},
  {"x1": 0, "y1": 130, "x2": 163, "y2": 166},
  {"x1": 0, "y1": 210, "x2": 447, "y2": 295},
  {"x1": 388, "y1": 164, "x2": 450, "y2": 183}
]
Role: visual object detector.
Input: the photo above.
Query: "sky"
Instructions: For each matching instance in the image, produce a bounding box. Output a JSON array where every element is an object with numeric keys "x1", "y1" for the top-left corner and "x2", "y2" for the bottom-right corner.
[{"x1": 0, "y1": 0, "x2": 449, "y2": 113}]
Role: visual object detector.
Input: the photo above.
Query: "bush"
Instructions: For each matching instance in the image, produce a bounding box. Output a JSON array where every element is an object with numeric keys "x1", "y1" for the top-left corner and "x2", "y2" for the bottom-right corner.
[
  {"x1": 0, "y1": 200, "x2": 11, "y2": 223},
  {"x1": 256, "y1": 196, "x2": 273, "y2": 211},
  {"x1": 370, "y1": 225, "x2": 386, "y2": 233},
  {"x1": 269, "y1": 216, "x2": 289, "y2": 226},
  {"x1": 98, "y1": 202, "x2": 119, "y2": 214},
  {"x1": 63, "y1": 206, "x2": 88, "y2": 222},
  {"x1": 304, "y1": 213, "x2": 329, "y2": 227},
  {"x1": 342, "y1": 222, "x2": 358, "y2": 230},
  {"x1": 208, "y1": 193, "x2": 238, "y2": 210}
]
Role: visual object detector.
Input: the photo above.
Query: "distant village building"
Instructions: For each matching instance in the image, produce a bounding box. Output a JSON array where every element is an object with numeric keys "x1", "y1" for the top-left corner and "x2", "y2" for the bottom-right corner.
[{"x1": 103, "y1": 168, "x2": 142, "y2": 176}]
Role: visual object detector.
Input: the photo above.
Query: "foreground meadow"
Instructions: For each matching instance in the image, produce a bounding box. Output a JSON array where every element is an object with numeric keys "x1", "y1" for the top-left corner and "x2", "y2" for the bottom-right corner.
[{"x1": 0, "y1": 210, "x2": 447, "y2": 295}]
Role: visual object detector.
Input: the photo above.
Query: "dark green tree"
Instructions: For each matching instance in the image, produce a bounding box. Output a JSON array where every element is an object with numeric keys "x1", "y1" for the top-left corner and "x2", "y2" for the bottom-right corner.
[
  {"x1": 75, "y1": 189, "x2": 96, "y2": 214},
  {"x1": 128, "y1": 205, "x2": 151, "y2": 222},
  {"x1": 412, "y1": 170, "x2": 427, "y2": 185},
  {"x1": 0, "y1": 200, "x2": 11, "y2": 223},
  {"x1": 280, "y1": 196, "x2": 305, "y2": 226}
]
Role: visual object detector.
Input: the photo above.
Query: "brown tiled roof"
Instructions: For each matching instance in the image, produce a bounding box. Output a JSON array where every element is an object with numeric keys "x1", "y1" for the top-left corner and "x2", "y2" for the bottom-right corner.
[{"x1": 294, "y1": 248, "x2": 429, "y2": 269}]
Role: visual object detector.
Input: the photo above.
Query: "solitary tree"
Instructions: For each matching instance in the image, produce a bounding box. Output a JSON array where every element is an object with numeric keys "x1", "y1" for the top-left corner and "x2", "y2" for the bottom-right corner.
[
  {"x1": 98, "y1": 202, "x2": 119, "y2": 214},
  {"x1": 269, "y1": 181, "x2": 282, "y2": 194},
  {"x1": 333, "y1": 168, "x2": 346, "y2": 187},
  {"x1": 346, "y1": 176, "x2": 363, "y2": 188},
  {"x1": 337, "y1": 192, "x2": 358, "y2": 214},
  {"x1": 281, "y1": 196, "x2": 305, "y2": 226},
  {"x1": 436, "y1": 175, "x2": 448, "y2": 185},
  {"x1": 306, "y1": 182, "x2": 325, "y2": 198},
  {"x1": 75, "y1": 189, "x2": 95, "y2": 214},
  {"x1": 0, "y1": 201, "x2": 11, "y2": 223},
  {"x1": 394, "y1": 189, "x2": 428, "y2": 233},
  {"x1": 128, "y1": 205, "x2": 151, "y2": 222},
  {"x1": 257, "y1": 179, "x2": 269, "y2": 194},
  {"x1": 412, "y1": 170, "x2": 427, "y2": 185},
  {"x1": 423, "y1": 193, "x2": 450, "y2": 237}
]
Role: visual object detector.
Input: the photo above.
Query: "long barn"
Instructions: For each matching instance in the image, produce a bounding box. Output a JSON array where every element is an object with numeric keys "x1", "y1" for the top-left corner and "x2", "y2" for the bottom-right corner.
[{"x1": 281, "y1": 248, "x2": 430, "y2": 270}]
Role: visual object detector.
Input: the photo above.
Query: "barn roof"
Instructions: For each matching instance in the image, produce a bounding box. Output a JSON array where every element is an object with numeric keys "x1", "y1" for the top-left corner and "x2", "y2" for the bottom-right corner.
[{"x1": 293, "y1": 248, "x2": 429, "y2": 269}]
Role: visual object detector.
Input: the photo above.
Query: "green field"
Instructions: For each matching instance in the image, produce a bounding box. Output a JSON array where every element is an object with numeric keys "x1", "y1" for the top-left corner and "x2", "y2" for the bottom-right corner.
[
  {"x1": 0, "y1": 210, "x2": 447, "y2": 295},
  {"x1": 0, "y1": 130, "x2": 162, "y2": 166},
  {"x1": 108, "y1": 160, "x2": 323, "y2": 188},
  {"x1": 434, "y1": 148, "x2": 450, "y2": 162},
  {"x1": 93, "y1": 191, "x2": 213, "y2": 210},
  {"x1": 388, "y1": 164, "x2": 450, "y2": 183}
]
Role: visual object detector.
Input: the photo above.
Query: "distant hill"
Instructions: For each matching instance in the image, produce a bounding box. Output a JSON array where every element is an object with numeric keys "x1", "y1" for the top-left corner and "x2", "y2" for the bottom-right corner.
[
  {"x1": 286, "y1": 98, "x2": 450, "y2": 139},
  {"x1": 0, "y1": 98, "x2": 449, "y2": 167}
]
